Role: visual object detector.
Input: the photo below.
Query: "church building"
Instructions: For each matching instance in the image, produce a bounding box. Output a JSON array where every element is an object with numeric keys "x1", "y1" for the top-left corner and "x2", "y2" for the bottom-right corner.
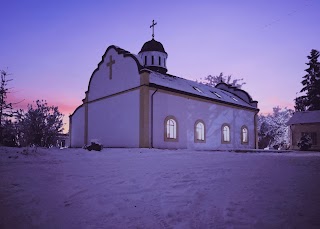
[{"x1": 70, "y1": 22, "x2": 259, "y2": 149}]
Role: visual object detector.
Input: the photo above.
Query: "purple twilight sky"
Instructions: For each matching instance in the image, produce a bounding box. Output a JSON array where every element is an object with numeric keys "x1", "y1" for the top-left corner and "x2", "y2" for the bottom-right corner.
[{"x1": 1, "y1": 0, "x2": 319, "y2": 132}]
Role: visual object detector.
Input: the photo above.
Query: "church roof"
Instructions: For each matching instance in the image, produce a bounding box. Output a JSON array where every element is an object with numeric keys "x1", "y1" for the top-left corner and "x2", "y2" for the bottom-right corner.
[
  {"x1": 287, "y1": 110, "x2": 320, "y2": 125},
  {"x1": 139, "y1": 39, "x2": 167, "y2": 54},
  {"x1": 147, "y1": 71, "x2": 258, "y2": 110}
]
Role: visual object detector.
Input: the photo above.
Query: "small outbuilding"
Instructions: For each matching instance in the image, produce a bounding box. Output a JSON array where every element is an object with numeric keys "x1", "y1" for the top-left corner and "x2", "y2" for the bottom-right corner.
[
  {"x1": 287, "y1": 110, "x2": 320, "y2": 151},
  {"x1": 56, "y1": 133, "x2": 69, "y2": 148}
]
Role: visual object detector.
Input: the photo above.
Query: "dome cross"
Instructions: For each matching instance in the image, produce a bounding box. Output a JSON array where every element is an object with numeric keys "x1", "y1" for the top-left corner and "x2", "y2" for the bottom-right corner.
[{"x1": 150, "y1": 20, "x2": 157, "y2": 39}]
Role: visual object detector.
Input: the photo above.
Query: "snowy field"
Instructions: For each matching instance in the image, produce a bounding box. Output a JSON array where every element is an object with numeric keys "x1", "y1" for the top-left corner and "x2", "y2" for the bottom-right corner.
[{"x1": 1, "y1": 147, "x2": 320, "y2": 229}]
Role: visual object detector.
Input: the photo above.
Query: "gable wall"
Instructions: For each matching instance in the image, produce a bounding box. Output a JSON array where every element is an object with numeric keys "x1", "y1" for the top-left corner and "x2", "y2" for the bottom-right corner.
[
  {"x1": 88, "y1": 48, "x2": 141, "y2": 102},
  {"x1": 74, "y1": 46, "x2": 143, "y2": 147},
  {"x1": 151, "y1": 89, "x2": 256, "y2": 149}
]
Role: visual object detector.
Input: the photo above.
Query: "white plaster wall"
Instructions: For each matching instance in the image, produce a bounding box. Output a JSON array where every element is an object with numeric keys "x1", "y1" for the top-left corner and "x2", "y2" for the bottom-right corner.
[
  {"x1": 152, "y1": 91, "x2": 256, "y2": 150},
  {"x1": 87, "y1": 90, "x2": 140, "y2": 147},
  {"x1": 139, "y1": 51, "x2": 167, "y2": 68},
  {"x1": 70, "y1": 106, "x2": 85, "y2": 147},
  {"x1": 88, "y1": 48, "x2": 141, "y2": 101},
  {"x1": 152, "y1": 91, "x2": 188, "y2": 149}
]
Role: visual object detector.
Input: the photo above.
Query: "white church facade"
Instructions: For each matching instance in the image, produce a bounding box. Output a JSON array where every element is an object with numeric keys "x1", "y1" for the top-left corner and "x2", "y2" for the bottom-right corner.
[{"x1": 70, "y1": 27, "x2": 259, "y2": 150}]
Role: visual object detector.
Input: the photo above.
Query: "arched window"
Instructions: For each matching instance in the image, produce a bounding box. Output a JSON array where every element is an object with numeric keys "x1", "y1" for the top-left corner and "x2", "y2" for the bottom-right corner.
[
  {"x1": 144, "y1": 56, "x2": 147, "y2": 65},
  {"x1": 152, "y1": 56, "x2": 154, "y2": 65},
  {"x1": 241, "y1": 126, "x2": 248, "y2": 144},
  {"x1": 159, "y1": 56, "x2": 161, "y2": 65},
  {"x1": 195, "y1": 120, "x2": 205, "y2": 142},
  {"x1": 222, "y1": 124, "x2": 230, "y2": 143},
  {"x1": 164, "y1": 116, "x2": 178, "y2": 141}
]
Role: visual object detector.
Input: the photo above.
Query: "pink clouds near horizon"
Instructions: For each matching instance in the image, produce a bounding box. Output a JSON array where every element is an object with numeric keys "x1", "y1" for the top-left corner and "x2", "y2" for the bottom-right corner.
[
  {"x1": 257, "y1": 96, "x2": 295, "y2": 115},
  {"x1": 7, "y1": 93, "x2": 78, "y2": 133}
]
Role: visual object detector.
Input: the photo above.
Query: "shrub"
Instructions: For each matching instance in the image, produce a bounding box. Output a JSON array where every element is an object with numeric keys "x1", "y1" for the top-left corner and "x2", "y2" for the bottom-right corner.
[
  {"x1": 84, "y1": 142, "x2": 103, "y2": 151},
  {"x1": 297, "y1": 134, "x2": 312, "y2": 151}
]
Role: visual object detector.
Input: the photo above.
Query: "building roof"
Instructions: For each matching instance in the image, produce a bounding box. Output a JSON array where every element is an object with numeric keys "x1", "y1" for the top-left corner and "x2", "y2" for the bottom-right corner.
[
  {"x1": 287, "y1": 110, "x2": 320, "y2": 125},
  {"x1": 83, "y1": 45, "x2": 259, "y2": 113},
  {"x1": 147, "y1": 71, "x2": 258, "y2": 110},
  {"x1": 139, "y1": 39, "x2": 167, "y2": 54}
]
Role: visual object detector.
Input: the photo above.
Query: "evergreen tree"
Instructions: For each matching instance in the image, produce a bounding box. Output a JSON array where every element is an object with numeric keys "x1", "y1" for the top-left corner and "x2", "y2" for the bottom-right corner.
[
  {"x1": 294, "y1": 95, "x2": 307, "y2": 111},
  {"x1": 295, "y1": 49, "x2": 320, "y2": 111}
]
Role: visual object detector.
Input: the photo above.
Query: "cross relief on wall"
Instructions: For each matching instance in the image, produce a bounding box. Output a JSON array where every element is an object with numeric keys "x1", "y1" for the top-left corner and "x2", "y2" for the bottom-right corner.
[{"x1": 106, "y1": 55, "x2": 115, "y2": 80}]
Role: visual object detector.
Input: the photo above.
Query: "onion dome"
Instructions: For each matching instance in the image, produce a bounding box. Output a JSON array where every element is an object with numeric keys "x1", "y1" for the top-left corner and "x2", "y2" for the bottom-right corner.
[
  {"x1": 138, "y1": 39, "x2": 168, "y2": 74},
  {"x1": 139, "y1": 39, "x2": 167, "y2": 54}
]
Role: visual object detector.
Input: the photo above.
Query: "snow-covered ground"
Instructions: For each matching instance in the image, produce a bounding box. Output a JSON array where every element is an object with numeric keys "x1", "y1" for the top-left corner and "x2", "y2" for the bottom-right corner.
[{"x1": 1, "y1": 147, "x2": 320, "y2": 229}]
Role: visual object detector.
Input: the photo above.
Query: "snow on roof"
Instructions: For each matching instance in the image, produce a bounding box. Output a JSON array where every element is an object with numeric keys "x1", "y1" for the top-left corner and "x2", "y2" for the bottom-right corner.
[
  {"x1": 287, "y1": 110, "x2": 320, "y2": 125},
  {"x1": 148, "y1": 71, "x2": 257, "y2": 109},
  {"x1": 110, "y1": 46, "x2": 257, "y2": 110}
]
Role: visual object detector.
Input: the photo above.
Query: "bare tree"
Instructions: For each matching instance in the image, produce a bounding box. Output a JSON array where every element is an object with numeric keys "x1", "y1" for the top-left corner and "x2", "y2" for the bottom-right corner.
[
  {"x1": 16, "y1": 100, "x2": 64, "y2": 147},
  {"x1": 199, "y1": 72, "x2": 246, "y2": 88},
  {"x1": 0, "y1": 70, "x2": 13, "y2": 144},
  {"x1": 257, "y1": 107, "x2": 293, "y2": 149}
]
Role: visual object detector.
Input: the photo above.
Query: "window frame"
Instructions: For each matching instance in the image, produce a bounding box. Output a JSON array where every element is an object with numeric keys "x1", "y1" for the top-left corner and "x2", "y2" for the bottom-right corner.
[
  {"x1": 211, "y1": 91, "x2": 222, "y2": 98},
  {"x1": 194, "y1": 120, "x2": 206, "y2": 143},
  {"x1": 221, "y1": 124, "x2": 231, "y2": 143},
  {"x1": 164, "y1": 116, "x2": 178, "y2": 142},
  {"x1": 192, "y1": 86, "x2": 203, "y2": 93},
  {"x1": 241, "y1": 125, "x2": 249, "y2": 144}
]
